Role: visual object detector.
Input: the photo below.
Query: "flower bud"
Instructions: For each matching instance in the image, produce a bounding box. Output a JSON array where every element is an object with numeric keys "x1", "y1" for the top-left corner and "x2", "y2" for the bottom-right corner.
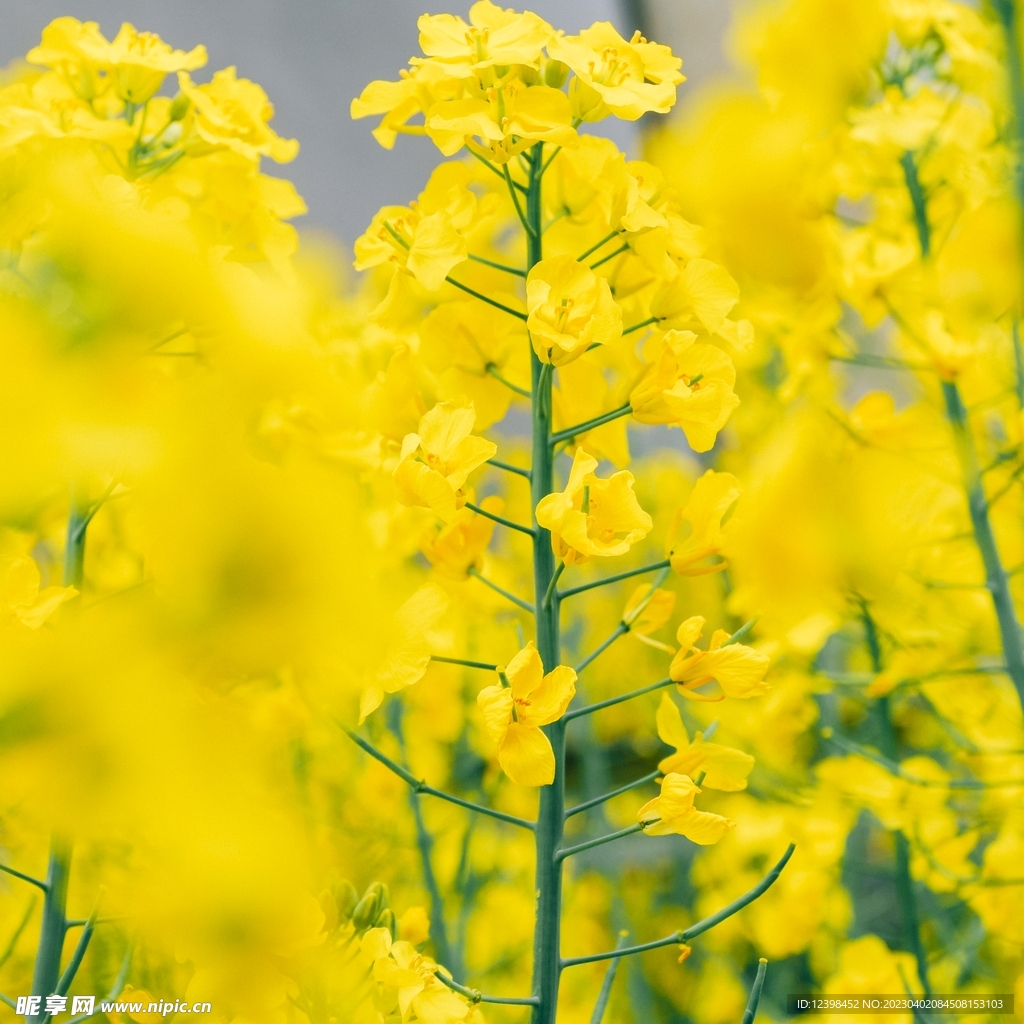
[
  {"x1": 168, "y1": 92, "x2": 191, "y2": 122},
  {"x1": 544, "y1": 59, "x2": 569, "y2": 88},
  {"x1": 375, "y1": 907, "x2": 397, "y2": 940},
  {"x1": 335, "y1": 880, "x2": 359, "y2": 922}
]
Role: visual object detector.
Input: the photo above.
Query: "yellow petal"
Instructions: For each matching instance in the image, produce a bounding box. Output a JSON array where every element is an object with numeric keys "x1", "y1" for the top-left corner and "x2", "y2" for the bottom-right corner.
[
  {"x1": 505, "y1": 641, "x2": 544, "y2": 700},
  {"x1": 477, "y1": 683, "x2": 513, "y2": 742},
  {"x1": 676, "y1": 615, "x2": 705, "y2": 650},
  {"x1": 498, "y1": 722, "x2": 555, "y2": 786},
  {"x1": 523, "y1": 665, "x2": 577, "y2": 726},
  {"x1": 655, "y1": 692, "x2": 690, "y2": 750}
]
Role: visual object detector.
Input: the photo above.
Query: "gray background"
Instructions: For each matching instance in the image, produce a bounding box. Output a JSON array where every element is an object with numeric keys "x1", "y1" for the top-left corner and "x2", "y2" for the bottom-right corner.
[{"x1": 0, "y1": 0, "x2": 732, "y2": 245}]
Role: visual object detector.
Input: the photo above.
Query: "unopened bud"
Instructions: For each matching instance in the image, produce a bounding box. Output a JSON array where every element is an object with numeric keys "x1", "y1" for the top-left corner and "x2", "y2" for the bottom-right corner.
[
  {"x1": 336, "y1": 880, "x2": 358, "y2": 922},
  {"x1": 168, "y1": 92, "x2": 191, "y2": 121},
  {"x1": 544, "y1": 60, "x2": 569, "y2": 88},
  {"x1": 375, "y1": 907, "x2": 397, "y2": 940}
]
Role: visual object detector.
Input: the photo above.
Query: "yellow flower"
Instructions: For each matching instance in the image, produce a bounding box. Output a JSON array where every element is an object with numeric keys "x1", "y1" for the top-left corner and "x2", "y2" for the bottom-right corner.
[
  {"x1": 425, "y1": 79, "x2": 576, "y2": 161},
  {"x1": 416, "y1": 1, "x2": 554, "y2": 77},
  {"x1": 548, "y1": 23, "x2": 684, "y2": 121},
  {"x1": 1, "y1": 555, "x2": 77, "y2": 628},
  {"x1": 26, "y1": 17, "x2": 114, "y2": 101},
  {"x1": 630, "y1": 331, "x2": 739, "y2": 452},
  {"x1": 669, "y1": 616, "x2": 770, "y2": 701},
  {"x1": 650, "y1": 258, "x2": 740, "y2": 335},
  {"x1": 420, "y1": 495, "x2": 501, "y2": 579},
  {"x1": 655, "y1": 693, "x2": 754, "y2": 790},
  {"x1": 535, "y1": 448, "x2": 652, "y2": 565},
  {"x1": 526, "y1": 255, "x2": 622, "y2": 366},
  {"x1": 178, "y1": 67, "x2": 298, "y2": 163},
  {"x1": 393, "y1": 400, "x2": 497, "y2": 523},
  {"x1": 103, "y1": 23, "x2": 206, "y2": 104},
  {"x1": 477, "y1": 642, "x2": 577, "y2": 786},
  {"x1": 622, "y1": 584, "x2": 676, "y2": 652},
  {"x1": 360, "y1": 583, "x2": 450, "y2": 722},
  {"x1": 666, "y1": 470, "x2": 740, "y2": 575},
  {"x1": 637, "y1": 772, "x2": 735, "y2": 843}
]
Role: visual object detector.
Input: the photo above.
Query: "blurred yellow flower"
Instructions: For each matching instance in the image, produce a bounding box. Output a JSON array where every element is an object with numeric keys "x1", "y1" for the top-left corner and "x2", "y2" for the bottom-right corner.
[
  {"x1": 656, "y1": 693, "x2": 754, "y2": 790},
  {"x1": 104, "y1": 23, "x2": 207, "y2": 104},
  {"x1": 477, "y1": 642, "x2": 576, "y2": 786},
  {"x1": 637, "y1": 772, "x2": 735, "y2": 843},
  {"x1": 535, "y1": 447, "x2": 652, "y2": 565},
  {"x1": 669, "y1": 616, "x2": 770, "y2": 701},
  {"x1": 393, "y1": 400, "x2": 497, "y2": 523},
  {"x1": 526, "y1": 255, "x2": 622, "y2": 365},
  {"x1": 666, "y1": 470, "x2": 740, "y2": 575},
  {"x1": 420, "y1": 495, "x2": 501, "y2": 579},
  {"x1": 1, "y1": 556, "x2": 76, "y2": 629},
  {"x1": 623, "y1": 583, "x2": 676, "y2": 652}
]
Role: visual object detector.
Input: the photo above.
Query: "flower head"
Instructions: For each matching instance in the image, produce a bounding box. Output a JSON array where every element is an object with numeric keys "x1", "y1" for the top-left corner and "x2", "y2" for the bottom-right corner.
[
  {"x1": 104, "y1": 23, "x2": 207, "y2": 104},
  {"x1": 655, "y1": 693, "x2": 754, "y2": 790},
  {"x1": 637, "y1": 772, "x2": 735, "y2": 843},
  {"x1": 420, "y1": 495, "x2": 501, "y2": 579},
  {"x1": 535, "y1": 448, "x2": 652, "y2": 565},
  {"x1": 666, "y1": 470, "x2": 740, "y2": 575},
  {"x1": 622, "y1": 583, "x2": 676, "y2": 652},
  {"x1": 477, "y1": 643, "x2": 576, "y2": 786},
  {"x1": 669, "y1": 616, "x2": 771, "y2": 701},
  {"x1": 393, "y1": 400, "x2": 497, "y2": 523},
  {"x1": 178, "y1": 67, "x2": 298, "y2": 163},
  {"x1": 526, "y1": 255, "x2": 622, "y2": 365},
  {"x1": 549, "y1": 22, "x2": 684, "y2": 121},
  {"x1": 630, "y1": 331, "x2": 739, "y2": 452}
]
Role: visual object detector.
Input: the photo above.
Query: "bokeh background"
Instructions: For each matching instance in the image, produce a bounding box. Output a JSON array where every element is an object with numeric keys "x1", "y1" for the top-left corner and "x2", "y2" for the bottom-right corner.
[{"x1": 0, "y1": 0, "x2": 732, "y2": 245}]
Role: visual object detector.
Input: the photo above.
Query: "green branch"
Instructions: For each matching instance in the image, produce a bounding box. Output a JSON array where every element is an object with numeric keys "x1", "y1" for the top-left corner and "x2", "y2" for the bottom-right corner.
[
  {"x1": 622, "y1": 316, "x2": 661, "y2": 336},
  {"x1": 342, "y1": 725, "x2": 536, "y2": 830},
  {"x1": 590, "y1": 244, "x2": 630, "y2": 270},
  {"x1": 560, "y1": 843, "x2": 795, "y2": 968},
  {"x1": 575, "y1": 622, "x2": 629, "y2": 673},
  {"x1": 431, "y1": 655, "x2": 499, "y2": 670},
  {"x1": 434, "y1": 970, "x2": 539, "y2": 1006},
  {"x1": 0, "y1": 863, "x2": 48, "y2": 892},
  {"x1": 549, "y1": 403, "x2": 632, "y2": 446},
  {"x1": 0, "y1": 896, "x2": 37, "y2": 971},
  {"x1": 467, "y1": 567, "x2": 535, "y2": 614},
  {"x1": 464, "y1": 501, "x2": 536, "y2": 537},
  {"x1": 55, "y1": 902, "x2": 100, "y2": 996},
  {"x1": 576, "y1": 231, "x2": 621, "y2": 263},
  {"x1": 564, "y1": 771, "x2": 660, "y2": 819},
  {"x1": 488, "y1": 457, "x2": 531, "y2": 480},
  {"x1": 555, "y1": 823, "x2": 646, "y2": 862},
  {"x1": 445, "y1": 277, "x2": 528, "y2": 321},
  {"x1": 741, "y1": 959, "x2": 769, "y2": 1024},
  {"x1": 564, "y1": 678, "x2": 673, "y2": 722},
  {"x1": 486, "y1": 364, "x2": 532, "y2": 398},
  {"x1": 468, "y1": 253, "x2": 526, "y2": 277},
  {"x1": 560, "y1": 559, "x2": 671, "y2": 600},
  {"x1": 589, "y1": 933, "x2": 629, "y2": 1024},
  {"x1": 504, "y1": 163, "x2": 537, "y2": 237}
]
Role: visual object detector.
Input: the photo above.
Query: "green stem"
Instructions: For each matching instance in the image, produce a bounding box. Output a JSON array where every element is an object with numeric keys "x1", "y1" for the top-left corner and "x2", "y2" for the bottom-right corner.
[
  {"x1": 622, "y1": 316, "x2": 661, "y2": 336},
  {"x1": 560, "y1": 844, "x2": 795, "y2": 968},
  {"x1": 54, "y1": 901, "x2": 99, "y2": 996},
  {"x1": 468, "y1": 253, "x2": 526, "y2": 277},
  {"x1": 741, "y1": 960, "x2": 768, "y2": 1024},
  {"x1": 550, "y1": 403, "x2": 632, "y2": 446},
  {"x1": 555, "y1": 823, "x2": 645, "y2": 861},
  {"x1": 445, "y1": 277, "x2": 528, "y2": 321},
  {"x1": 0, "y1": 896, "x2": 37, "y2": 971},
  {"x1": 504, "y1": 163, "x2": 537, "y2": 237},
  {"x1": 564, "y1": 677, "x2": 673, "y2": 721},
  {"x1": 29, "y1": 838, "x2": 72, "y2": 1024},
  {"x1": 64, "y1": 489, "x2": 92, "y2": 589},
  {"x1": 575, "y1": 622, "x2": 629, "y2": 673},
  {"x1": 1014, "y1": 321, "x2": 1024, "y2": 408},
  {"x1": 387, "y1": 702, "x2": 454, "y2": 975},
  {"x1": 0, "y1": 863, "x2": 48, "y2": 892},
  {"x1": 590, "y1": 244, "x2": 629, "y2": 270},
  {"x1": 565, "y1": 770, "x2": 660, "y2": 819},
  {"x1": 576, "y1": 231, "x2": 620, "y2": 263},
  {"x1": 434, "y1": 970, "x2": 539, "y2": 1006},
  {"x1": 488, "y1": 457, "x2": 532, "y2": 480},
  {"x1": 342, "y1": 725, "x2": 536, "y2": 830},
  {"x1": 486, "y1": 365, "x2": 532, "y2": 398},
  {"x1": 994, "y1": 0, "x2": 1024, "y2": 220},
  {"x1": 900, "y1": 152, "x2": 930, "y2": 258},
  {"x1": 542, "y1": 561, "x2": 565, "y2": 609},
  {"x1": 467, "y1": 567, "x2": 535, "y2": 614},
  {"x1": 430, "y1": 655, "x2": 498, "y2": 670},
  {"x1": 525, "y1": 140, "x2": 564, "y2": 1024},
  {"x1": 865, "y1": 610, "x2": 931, "y2": 998},
  {"x1": 464, "y1": 501, "x2": 536, "y2": 537},
  {"x1": 560, "y1": 560, "x2": 671, "y2": 600},
  {"x1": 941, "y1": 382, "x2": 1024, "y2": 708},
  {"x1": 589, "y1": 933, "x2": 629, "y2": 1024}
]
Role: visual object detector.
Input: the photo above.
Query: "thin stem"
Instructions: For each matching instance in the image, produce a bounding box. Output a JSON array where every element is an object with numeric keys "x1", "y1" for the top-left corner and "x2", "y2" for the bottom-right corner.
[
  {"x1": 431, "y1": 655, "x2": 499, "y2": 671},
  {"x1": 1015, "y1": 320, "x2": 1024, "y2": 409},
  {"x1": 542, "y1": 562, "x2": 565, "y2": 609},
  {"x1": 486, "y1": 365, "x2": 532, "y2": 398},
  {"x1": 488, "y1": 457, "x2": 532, "y2": 480},
  {"x1": 622, "y1": 316, "x2": 660, "y2": 336},
  {"x1": 560, "y1": 560, "x2": 671, "y2": 600},
  {"x1": 540, "y1": 145, "x2": 562, "y2": 177},
  {"x1": 560, "y1": 843, "x2": 796, "y2": 968},
  {"x1": 590, "y1": 244, "x2": 629, "y2": 270},
  {"x1": 589, "y1": 933, "x2": 629, "y2": 1024},
  {"x1": 565, "y1": 771, "x2": 660, "y2": 819},
  {"x1": 464, "y1": 501, "x2": 536, "y2": 537},
  {"x1": 468, "y1": 567, "x2": 535, "y2": 614},
  {"x1": 564, "y1": 678, "x2": 674, "y2": 722},
  {"x1": 577, "y1": 231, "x2": 620, "y2": 263},
  {"x1": 0, "y1": 995, "x2": 14, "y2": 1010},
  {"x1": 55, "y1": 902, "x2": 100, "y2": 996},
  {"x1": 388, "y1": 701, "x2": 454, "y2": 975},
  {"x1": 434, "y1": 970, "x2": 539, "y2": 1006},
  {"x1": 549, "y1": 403, "x2": 632, "y2": 446},
  {"x1": 504, "y1": 163, "x2": 537, "y2": 237},
  {"x1": 469, "y1": 253, "x2": 526, "y2": 277},
  {"x1": 555, "y1": 823, "x2": 645, "y2": 862},
  {"x1": 831, "y1": 354, "x2": 931, "y2": 372},
  {"x1": 0, "y1": 896, "x2": 37, "y2": 970},
  {"x1": 941, "y1": 381, "x2": 1024, "y2": 708},
  {"x1": 468, "y1": 146, "x2": 520, "y2": 187},
  {"x1": 446, "y1": 277, "x2": 528, "y2": 321},
  {"x1": 342, "y1": 725, "x2": 536, "y2": 830},
  {"x1": 741, "y1": 960, "x2": 769, "y2": 1024},
  {"x1": 575, "y1": 622, "x2": 629, "y2": 673},
  {"x1": 900, "y1": 151, "x2": 930, "y2": 257},
  {"x1": 0, "y1": 863, "x2": 48, "y2": 892}
]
